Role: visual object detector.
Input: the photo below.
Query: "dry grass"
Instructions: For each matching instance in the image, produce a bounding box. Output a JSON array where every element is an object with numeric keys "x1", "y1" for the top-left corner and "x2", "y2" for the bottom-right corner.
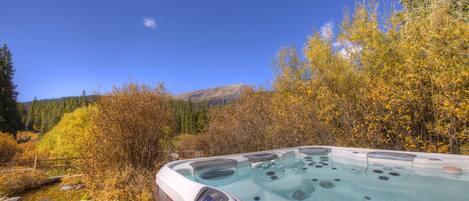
[
  {"x1": 0, "y1": 171, "x2": 48, "y2": 197},
  {"x1": 84, "y1": 166, "x2": 155, "y2": 201},
  {"x1": 18, "y1": 175, "x2": 90, "y2": 201}
]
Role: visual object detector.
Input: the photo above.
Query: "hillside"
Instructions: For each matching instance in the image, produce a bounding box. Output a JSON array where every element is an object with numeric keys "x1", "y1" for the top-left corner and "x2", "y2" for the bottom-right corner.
[{"x1": 175, "y1": 84, "x2": 249, "y2": 105}]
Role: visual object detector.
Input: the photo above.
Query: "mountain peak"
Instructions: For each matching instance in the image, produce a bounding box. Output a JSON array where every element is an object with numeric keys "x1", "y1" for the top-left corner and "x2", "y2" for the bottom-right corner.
[{"x1": 175, "y1": 84, "x2": 249, "y2": 103}]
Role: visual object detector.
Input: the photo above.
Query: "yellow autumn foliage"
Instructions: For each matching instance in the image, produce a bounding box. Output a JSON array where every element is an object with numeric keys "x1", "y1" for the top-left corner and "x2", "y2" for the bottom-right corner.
[
  {"x1": 0, "y1": 132, "x2": 18, "y2": 162},
  {"x1": 275, "y1": 0, "x2": 468, "y2": 154},
  {"x1": 204, "y1": 0, "x2": 468, "y2": 155},
  {"x1": 38, "y1": 106, "x2": 96, "y2": 158}
]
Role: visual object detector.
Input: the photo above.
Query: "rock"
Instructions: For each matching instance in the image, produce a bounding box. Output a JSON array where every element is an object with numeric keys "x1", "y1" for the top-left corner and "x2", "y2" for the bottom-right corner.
[
  {"x1": 59, "y1": 183, "x2": 85, "y2": 191},
  {"x1": 4, "y1": 197, "x2": 22, "y2": 201},
  {"x1": 75, "y1": 184, "x2": 85, "y2": 190},
  {"x1": 59, "y1": 184, "x2": 74, "y2": 191},
  {"x1": 169, "y1": 152, "x2": 180, "y2": 160}
]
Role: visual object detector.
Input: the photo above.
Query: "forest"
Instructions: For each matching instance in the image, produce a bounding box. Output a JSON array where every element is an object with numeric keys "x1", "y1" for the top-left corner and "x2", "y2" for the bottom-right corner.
[
  {"x1": 15, "y1": 95, "x2": 209, "y2": 135},
  {"x1": 17, "y1": 94, "x2": 95, "y2": 133},
  {"x1": 0, "y1": 0, "x2": 468, "y2": 200}
]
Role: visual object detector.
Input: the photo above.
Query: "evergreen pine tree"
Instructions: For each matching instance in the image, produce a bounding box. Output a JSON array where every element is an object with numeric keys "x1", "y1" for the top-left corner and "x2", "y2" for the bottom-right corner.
[
  {"x1": 0, "y1": 44, "x2": 19, "y2": 137},
  {"x1": 25, "y1": 96, "x2": 37, "y2": 130},
  {"x1": 80, "y1": 90, "x2": 87, "y2": 106}
]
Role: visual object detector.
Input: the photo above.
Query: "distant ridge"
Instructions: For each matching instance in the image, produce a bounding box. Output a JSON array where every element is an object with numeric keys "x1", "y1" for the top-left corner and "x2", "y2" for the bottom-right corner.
[
  {"x1": 175, "y1": 84, "x2": 249, "y2": 104},
  {"x1": 19, "y1": 84, "x2": 250, "y2": 105},
  {"x1": 19, "y1": 95, "x2": 98, "y2": 106}
]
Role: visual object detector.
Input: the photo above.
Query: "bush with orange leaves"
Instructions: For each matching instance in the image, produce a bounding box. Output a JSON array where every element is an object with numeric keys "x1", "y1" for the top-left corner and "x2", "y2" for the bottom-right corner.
[
  {"x1": 83, "y1": 83, "x2": 176, "y2": 201},
  {"x1": 0, "y1": 132, "x2": 18, "y2": 163},
  {"x1": 202, "y1": 89, "x2": 274, "y2": 155},
  {"x1": 13, "y1": 131, "x2": 48, "y2": 160},
  {"x1": 173, "y1": 133, "x2": 207, "y2": 154}
]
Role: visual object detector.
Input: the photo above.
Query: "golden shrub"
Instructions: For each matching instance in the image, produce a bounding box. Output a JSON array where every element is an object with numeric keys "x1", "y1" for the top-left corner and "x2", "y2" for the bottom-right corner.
[
  {"x1": 13, "y1": 131, "x2": 48, "y2": 160},
  {"x1": 0, "y1": 132, "x2": 19, "y2": 163},
  {"x1": 38, "y1": 106, "x2": 95, "y2": 158},
  {"x1": 173, "y1": 134, "x2": 207, "y2": 153},
  {"x1": 83, "y1": 83, "x2": 175, "y2": 200},
  {"x1": 84, "y1": 166, "x2": 155, "y2": 201},
  {"x1": 203, "y1": 90, "x2": 273, "y2": 155},
  {"x1": 202, "y1": 87, "x2": 329, "y2": 156},
  {"x1": 15, "y1": 141, "x2": 47, "y2": 160}
]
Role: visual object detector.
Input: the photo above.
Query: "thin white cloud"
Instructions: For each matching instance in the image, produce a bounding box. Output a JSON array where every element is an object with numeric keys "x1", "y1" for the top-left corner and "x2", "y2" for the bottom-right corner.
[
  {"x1": 143, "y1": 17, "x2": 157, "y2": 29},
  {"x1": 320, "y1": 22, "x2": 334, "y2": 39},
  {"x1": 333, "y1": 40, "x2": 362, "y2": 59}
]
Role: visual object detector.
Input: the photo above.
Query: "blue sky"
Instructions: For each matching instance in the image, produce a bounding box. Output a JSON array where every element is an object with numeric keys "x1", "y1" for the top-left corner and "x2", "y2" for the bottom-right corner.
[{"x1": 0, "y1": 0, "x2": 392, "y2": 102}]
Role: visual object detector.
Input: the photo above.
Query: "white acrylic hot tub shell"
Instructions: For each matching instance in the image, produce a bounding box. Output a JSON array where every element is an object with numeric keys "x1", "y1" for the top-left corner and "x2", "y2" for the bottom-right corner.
[
  {"x1": 155, "y1": 146, "x2": 469, "y2": 201},
  {"x1": 156, "y1": 159, "x2": 241, "y2": 201}
]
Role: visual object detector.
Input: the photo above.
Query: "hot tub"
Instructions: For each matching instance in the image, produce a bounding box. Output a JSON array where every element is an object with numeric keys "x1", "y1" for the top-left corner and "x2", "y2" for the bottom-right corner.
[{"x1": 155, "y1": 146, "x2": 469, "y2": 201}]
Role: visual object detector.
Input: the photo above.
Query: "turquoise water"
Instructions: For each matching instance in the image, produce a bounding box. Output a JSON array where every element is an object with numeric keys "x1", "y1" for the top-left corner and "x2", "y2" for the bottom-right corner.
[{"x1": 186, "y1": 154, "x2": 469, "y2": 201}]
